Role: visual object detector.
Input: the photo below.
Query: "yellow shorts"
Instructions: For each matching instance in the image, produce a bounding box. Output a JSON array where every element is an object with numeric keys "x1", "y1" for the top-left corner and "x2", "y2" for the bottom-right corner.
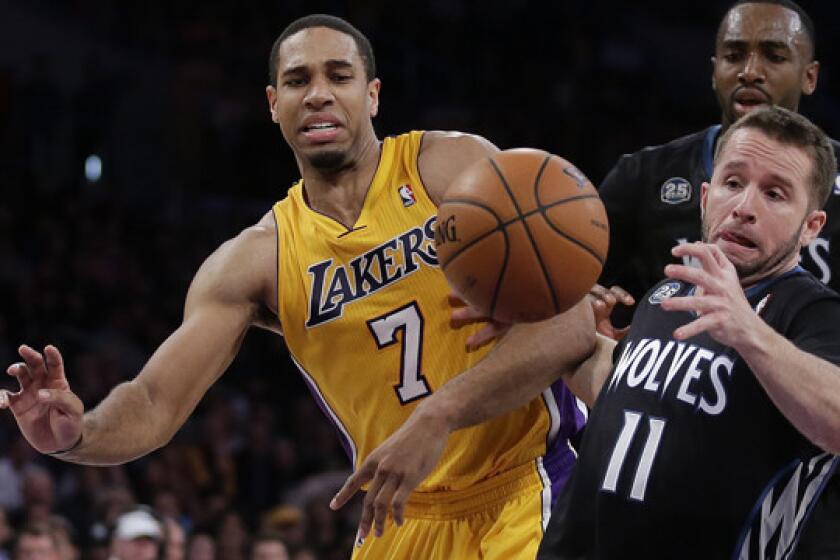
[{"x1": 351, "y1": 460, "x2": 551, "y2": 560}]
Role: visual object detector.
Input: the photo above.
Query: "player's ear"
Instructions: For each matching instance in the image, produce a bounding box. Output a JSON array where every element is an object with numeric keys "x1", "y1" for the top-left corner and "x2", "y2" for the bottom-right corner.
[
  {"x1": 800, "y1": 209, "x2": 826, "y2": 246},
  {"x1": 802, "y1": 60, "x2": 819, "y2": 96},
  {"x1": 368, "y1": 78, "x2": 381, "y2": 118},
  {"x1": 266, "y1": 86, "x2": 280, "y2": 124},
  {"x1": 700, "y1": 182, "x2": 710, "y2": 218}
]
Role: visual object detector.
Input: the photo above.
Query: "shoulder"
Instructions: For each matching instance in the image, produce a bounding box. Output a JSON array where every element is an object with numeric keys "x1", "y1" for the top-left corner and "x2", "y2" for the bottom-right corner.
[
  {"x1": 760, "y1": 271, "x2": 840, "y2": 328},
  {"x1": 612, "y1": 127, "x2": 712, "y2": 171},
  {"x1": 188, "y1": 212, "x2": 277, "y2": 311},
  {"x1": 417, "y1": 131, "x2": 500, "y2": 204}
]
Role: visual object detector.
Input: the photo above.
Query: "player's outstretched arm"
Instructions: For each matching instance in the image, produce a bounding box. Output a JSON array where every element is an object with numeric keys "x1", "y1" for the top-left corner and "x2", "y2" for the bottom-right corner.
[{"x1": 0, "y1": 214, "x2": 277, "y2": 465}]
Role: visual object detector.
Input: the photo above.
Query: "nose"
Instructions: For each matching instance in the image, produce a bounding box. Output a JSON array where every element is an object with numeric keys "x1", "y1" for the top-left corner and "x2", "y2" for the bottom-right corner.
[
  {"x1": 731, "y1": 187, "x2": 758, "y2": 224},
  {"x1": 304, "y1": 74, "x2": 334, "y2": 110},
  {"x1": 737, "y1": 51, "x2": 765, "y2": 85}
]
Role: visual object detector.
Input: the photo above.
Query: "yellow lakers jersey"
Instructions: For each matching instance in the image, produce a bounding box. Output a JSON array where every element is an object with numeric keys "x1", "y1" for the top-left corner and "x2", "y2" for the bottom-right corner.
[{"x1": 272, "y1": 131, "x2": 556, "y2": 492}]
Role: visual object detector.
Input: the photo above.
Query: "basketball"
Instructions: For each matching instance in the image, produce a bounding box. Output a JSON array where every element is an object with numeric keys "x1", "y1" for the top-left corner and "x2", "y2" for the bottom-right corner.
[{"x1": 435, "y1": 149, "x2": 609, "y2": 323}]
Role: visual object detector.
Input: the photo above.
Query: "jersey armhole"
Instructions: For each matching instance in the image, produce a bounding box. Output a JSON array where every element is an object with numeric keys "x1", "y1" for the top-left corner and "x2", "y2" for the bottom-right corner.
[{"x1": 271, "y1": 205, "x2": 284, "y2": 335}]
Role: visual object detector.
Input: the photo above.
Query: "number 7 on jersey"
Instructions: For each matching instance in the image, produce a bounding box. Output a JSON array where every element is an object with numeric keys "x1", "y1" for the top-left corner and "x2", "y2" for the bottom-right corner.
[{"x1": 367, "y1": 301, "x2": 433, "y2": 404}]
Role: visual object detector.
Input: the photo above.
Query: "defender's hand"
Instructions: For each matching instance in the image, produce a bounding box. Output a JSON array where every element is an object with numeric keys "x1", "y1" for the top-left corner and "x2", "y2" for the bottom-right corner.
[
  {"x1": 661, "y1": 242, "x2": 758, "y2": 346},
  {"x1": 0, "y1": 345, "x2": 84, "y2": 454},
  {"x1": 330, "y1": 407, "x2": 449, "y2": 541},
  {"x1": 588, "y1": 284, "x2": 634, "y2": 340},
  {"x1": 449, "y1": 294, "x2": 511, "y2": 351}
]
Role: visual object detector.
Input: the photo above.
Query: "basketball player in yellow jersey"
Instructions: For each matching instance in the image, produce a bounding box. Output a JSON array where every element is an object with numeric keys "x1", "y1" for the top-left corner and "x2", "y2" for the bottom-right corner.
[{"x1": 0, "y1": 14, "x2": 596, "y2": 559}]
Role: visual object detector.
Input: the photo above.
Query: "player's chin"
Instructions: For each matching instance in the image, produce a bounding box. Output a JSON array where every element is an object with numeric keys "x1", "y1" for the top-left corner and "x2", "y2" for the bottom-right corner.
[{"x1": 307, "y1": 149, "x2": 350, "y2": 171}]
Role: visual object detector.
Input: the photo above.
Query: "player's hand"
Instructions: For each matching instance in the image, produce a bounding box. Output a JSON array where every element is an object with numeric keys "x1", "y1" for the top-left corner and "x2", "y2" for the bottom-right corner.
[
  {"x1": 448, "y1": 294, "x2": 511, "y2": 351},
  {"x1": 588, "y1": 284, "x2": 634, "y2": 340},
  {"x1": 0, "y1": 345, "x2": 84, "y2": 454},
  {"x1": 660, "y1": 242, "x2": 759, "y2": 346},
  {"x1": 329, "y1": 404, "x2": 449, "y2": 541}
]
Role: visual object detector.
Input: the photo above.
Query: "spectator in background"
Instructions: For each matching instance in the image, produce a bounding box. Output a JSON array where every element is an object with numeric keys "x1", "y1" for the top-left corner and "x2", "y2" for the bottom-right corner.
[
  {"x1": 249, "y1": 533, "x2": 288, "y2": 560},
  {"x1": 13, "y1": 524, "x2": 60, "y2": 560},
  {"x1": 44, "y1": 517, "x2": 76, "y2": 560},
  {"x1": 162, "y1": 518, "x2": 185, "y2": 560},
  {"x1": 186, "y1": 534, "x2": 214, "y2": 560},
  {"x1": 19, "y1": 468, "x2": 55, "y2": 526},
  {"x1": 108, "y1": 509, "x2": 162, "y2": 560}
]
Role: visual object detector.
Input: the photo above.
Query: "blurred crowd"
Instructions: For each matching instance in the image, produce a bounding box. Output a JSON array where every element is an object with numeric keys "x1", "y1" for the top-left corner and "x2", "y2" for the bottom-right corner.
[{"x1": 2, "y1": 0, "x2": 840, "y2": 559}]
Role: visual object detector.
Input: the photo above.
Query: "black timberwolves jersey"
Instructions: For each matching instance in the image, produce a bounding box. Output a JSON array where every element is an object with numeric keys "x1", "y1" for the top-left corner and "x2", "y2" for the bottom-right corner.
[
  {"x1": 598, "y1": 126, "x2": 840, "y2": 325},
  {"x1": 547, "y1": 269, "x2": 840, "y2": 559}
]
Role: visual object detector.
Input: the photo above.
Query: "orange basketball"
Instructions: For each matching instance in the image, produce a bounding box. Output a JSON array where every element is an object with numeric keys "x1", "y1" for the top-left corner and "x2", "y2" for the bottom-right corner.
[{"x1": 435, "y1": 149, "x2": 609, "y2": 323}]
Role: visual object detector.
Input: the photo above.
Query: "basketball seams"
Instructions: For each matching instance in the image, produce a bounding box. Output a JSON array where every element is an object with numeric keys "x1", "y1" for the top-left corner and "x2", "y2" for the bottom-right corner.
[
  {"x1": 437, "y1": 198, "x2": 505, "y2": 269},
  {"x1": 489, "y1": 156, "x2": 560, "y2": 314},
  {"x1": 534, "y1": 157, "x2": 606, "y2": 267}
]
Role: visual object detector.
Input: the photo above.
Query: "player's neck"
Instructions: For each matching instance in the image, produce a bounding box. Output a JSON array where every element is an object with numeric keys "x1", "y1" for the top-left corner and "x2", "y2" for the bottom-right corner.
[{"x1": 300, "y1": 135, "x2": 381, "y2": 229}]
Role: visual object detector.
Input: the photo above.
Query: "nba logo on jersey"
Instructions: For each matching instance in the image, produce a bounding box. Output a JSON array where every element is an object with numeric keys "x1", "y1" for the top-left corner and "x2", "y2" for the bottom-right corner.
[
  {"x1": 649, "y1": 281, "x2": 681, "y2": 304},
  {"x1": 398, "y1": 184, "x2": 416, "y2": 207},
  {"x1": 833, "y1": 174, "x2": 840, "y2": 195}
]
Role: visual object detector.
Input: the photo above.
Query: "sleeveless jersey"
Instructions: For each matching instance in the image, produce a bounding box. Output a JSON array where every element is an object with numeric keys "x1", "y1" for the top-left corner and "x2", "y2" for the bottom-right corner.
[
  {"x1": 272, "y1": 131, "x2": 584, "y2": 494},
  {"x1": 546, "y1": 269, "x2": 840, "y2": 559}
]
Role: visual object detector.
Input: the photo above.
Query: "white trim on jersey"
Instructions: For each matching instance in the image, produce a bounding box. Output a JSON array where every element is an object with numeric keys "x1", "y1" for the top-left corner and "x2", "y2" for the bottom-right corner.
[
  {"x1": 541, "y1": 388, "x2": 562, "y2": 445},
  {"x1": 576, "y1": 395, "x2": 589, "y2": 423},
  {"x1": 536, "y1": 456, "x2": 553, "y2": 532},
  {"x1": 290, "y1": 354, "x2": 359, "y2": 468}
]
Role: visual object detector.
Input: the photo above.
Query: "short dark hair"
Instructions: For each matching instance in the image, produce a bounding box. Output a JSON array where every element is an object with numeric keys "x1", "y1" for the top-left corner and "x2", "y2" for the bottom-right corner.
[
  {"x1": 714, "y1": 106, "x2": 836, "y2": 210},
  {"x1": 717, "y1": 0, "x2": 816, "y2": 60},
  {"x1": 268, "y1": 14, "x2": 376, "y2": 87}
]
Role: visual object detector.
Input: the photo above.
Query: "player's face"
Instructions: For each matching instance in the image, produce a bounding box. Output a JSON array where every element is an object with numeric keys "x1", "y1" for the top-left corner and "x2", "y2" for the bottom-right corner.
[
  {"x1": 701, "y1": 128, "x2": 825, "y2": 286},
  {"x1": 266, "y1": 27, "x2": 380, "y2": 172},
  {"x1": 712, "y1": 3, "x2": 818, "y2": 128}
]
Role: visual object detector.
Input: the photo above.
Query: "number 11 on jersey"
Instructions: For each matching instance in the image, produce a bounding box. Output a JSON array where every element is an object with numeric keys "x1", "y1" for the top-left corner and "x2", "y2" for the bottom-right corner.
[
  {"x1": 367, "y1": 301, "x2": 433, "y2": 404},
  {"x1": 601, "y1": 410, "x2": 666, "y2": 502}
]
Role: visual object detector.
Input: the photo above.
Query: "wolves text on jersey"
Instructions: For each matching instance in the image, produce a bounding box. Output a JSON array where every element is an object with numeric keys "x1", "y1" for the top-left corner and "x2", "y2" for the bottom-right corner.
[
  {"x1": 306, "y1": 217, "x2": 438, "y2": 327},
  {"x1": 606, "y1": 337, "x2": 735, "y2": 416}
]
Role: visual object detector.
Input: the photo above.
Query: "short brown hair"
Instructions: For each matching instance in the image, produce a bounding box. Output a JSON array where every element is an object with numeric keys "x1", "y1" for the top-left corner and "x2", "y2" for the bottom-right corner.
[{"x1": 714, "y1": 106, "x2": 836, "y2": 210}]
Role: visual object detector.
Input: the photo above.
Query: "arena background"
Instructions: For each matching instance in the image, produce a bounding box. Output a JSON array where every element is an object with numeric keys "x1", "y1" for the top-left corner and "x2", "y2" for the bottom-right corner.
[{"x1": 1, "y1": 1, "x2": 839, "y2": 559}]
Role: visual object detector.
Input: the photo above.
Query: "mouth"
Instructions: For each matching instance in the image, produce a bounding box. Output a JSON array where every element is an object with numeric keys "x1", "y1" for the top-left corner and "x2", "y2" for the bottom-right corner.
[
  {"x1": 300, "y1": 115, "x2": 343, "y2": 143},
  {"x1": 732, "y1": 88, "x2": 770, "y2": 115},
  {"x1": 718, "y1": 230, "x2": 758, "y2": 251}
]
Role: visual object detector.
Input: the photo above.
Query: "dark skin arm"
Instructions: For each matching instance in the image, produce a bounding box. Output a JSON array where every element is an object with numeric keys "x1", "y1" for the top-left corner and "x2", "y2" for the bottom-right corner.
[{"x1": 0, "y1": 213, "x2": 279, "y2": 464}]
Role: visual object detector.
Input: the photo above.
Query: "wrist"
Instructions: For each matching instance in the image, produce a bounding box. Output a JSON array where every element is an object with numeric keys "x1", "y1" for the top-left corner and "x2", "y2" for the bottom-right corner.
[
  {"x1": 415, "y1": 397, "x2": 457, "y2": 434},
  {"x1": 46, "y1": 432, "x2": 83, "y2": 457}
]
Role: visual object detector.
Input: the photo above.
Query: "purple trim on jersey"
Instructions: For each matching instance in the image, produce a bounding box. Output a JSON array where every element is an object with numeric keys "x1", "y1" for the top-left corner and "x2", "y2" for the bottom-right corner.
[
  {"x1": 289, "y1": 355, "x2": 357, "y2": 466},
  {"x1": 542, "y1": 379, "x2": 587, "y2": 504},
  {"x1": 551, "y1": 379, "x2": 587, "y2": 441},
  {"x1": 298, "y1": 373, "x2": 354, "y2": 462}
]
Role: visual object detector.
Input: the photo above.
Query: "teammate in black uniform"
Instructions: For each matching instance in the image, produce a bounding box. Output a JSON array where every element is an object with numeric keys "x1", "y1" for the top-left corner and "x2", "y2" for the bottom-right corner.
[
  {"x1": 597, "y1": 0, "x2": 840, "y2": 324},
  {"x1": 592, "y1": 3, "x2": 840, "y2": 556},
  {"x1": 541, "y1": 107, "x2": 840, "y2": 559}
]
